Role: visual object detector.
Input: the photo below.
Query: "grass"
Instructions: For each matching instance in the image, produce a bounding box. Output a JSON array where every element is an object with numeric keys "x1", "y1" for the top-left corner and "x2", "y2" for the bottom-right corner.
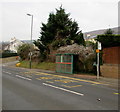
[
  {"x1": 0, "y1": 56, "x2": 56, "y2": 71},
  {"x1": 0, "y1": 56, "x2": 17, "y2": 64},
  {"x1": 19, "y1": 61, "x2": 56, "y2": 71}
]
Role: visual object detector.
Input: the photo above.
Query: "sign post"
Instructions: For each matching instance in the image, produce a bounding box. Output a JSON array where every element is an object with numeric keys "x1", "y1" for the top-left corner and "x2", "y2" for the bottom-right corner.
[{"x1": 96, "y1": 42, "x2": 101, "y2": 79}]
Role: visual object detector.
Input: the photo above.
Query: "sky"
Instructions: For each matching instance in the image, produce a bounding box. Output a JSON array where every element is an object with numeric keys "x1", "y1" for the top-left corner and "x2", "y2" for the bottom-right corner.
[{"x1": 0, "y1": 0, "x2": 119, "y2": 41}]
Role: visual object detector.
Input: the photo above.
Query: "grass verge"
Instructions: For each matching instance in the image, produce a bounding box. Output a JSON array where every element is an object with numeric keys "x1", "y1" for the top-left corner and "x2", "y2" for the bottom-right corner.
[
  {"x1": 19, "y1": 61, "x2": 56, "y2": 71},
  {"x1": 0, "y1": 56, "x2": 17, "y2": 64}
]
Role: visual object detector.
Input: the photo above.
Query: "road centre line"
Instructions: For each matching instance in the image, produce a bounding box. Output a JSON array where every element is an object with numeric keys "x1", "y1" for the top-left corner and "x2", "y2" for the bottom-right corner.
[
  {"x1": 3, "y1": 71, "x2": 12, "y2": 74},
  {"x1": 43, "y1": 83, "x2": 84, "y2": 96},
  {"x1": 7, "y1": 72, "x2": 12, "y2": 74},
  {"x1": 16, "y1": 75, "x2": 32, "y2": 81}
]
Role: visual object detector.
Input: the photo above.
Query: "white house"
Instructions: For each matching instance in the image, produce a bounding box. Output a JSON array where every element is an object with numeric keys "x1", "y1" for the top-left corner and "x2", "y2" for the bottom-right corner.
[
  {"x1": 84, "y1": 34, "x2": 97, "y2": 43},
  {"x1": 4, "y1": 37, "x2": 24, "y2": 53}
]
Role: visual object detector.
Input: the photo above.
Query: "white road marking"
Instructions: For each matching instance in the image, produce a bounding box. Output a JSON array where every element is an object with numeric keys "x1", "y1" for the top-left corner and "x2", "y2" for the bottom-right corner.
[
  {"x1": 43, "y1": 83, "x2": 84, "y2": 96},
  {"x1": 3, "y1": 71, "x2": 12, "y2": 74},
  {"x1": 16, "y1": 75, "x2": 32, "y2": 81},
  {"x1": 7, "y1": 72, "x2": 12, "y2": 74},
  {"x1": 15, "y1": 73, "x2": 19, "y2": 74}
]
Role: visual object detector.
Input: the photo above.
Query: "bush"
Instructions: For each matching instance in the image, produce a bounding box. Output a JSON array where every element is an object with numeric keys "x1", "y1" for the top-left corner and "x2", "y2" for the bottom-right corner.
[
  {"x1": 57, "y1": 44, "x2": 96, "y2": 74},
  {"x1": 96, "y1": 34, "x2": 120, "y2": 48},
  {"x1": 1, "y1": 53, "x2": 18, "y2": 58},
  {"x1": 17, "y1": 44, "x2": 33, "y2": 60}
]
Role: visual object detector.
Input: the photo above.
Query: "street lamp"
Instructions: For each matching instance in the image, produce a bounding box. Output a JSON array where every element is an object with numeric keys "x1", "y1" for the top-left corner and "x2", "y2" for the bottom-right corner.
[{"x1": 27, "y1": 13, "x2": 33, "y2": 69}]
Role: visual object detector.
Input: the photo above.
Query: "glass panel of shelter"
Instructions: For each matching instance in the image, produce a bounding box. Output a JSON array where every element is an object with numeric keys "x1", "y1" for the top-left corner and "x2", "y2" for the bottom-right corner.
[{"x1": 56, "y1": 54, "x2": 73, "y2": 74}]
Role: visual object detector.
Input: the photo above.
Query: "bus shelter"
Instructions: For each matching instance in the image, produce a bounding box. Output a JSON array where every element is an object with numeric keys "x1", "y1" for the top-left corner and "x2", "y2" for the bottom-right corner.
[{"x1": 56, "y1": 53, "x2": 76, "y2": 74}]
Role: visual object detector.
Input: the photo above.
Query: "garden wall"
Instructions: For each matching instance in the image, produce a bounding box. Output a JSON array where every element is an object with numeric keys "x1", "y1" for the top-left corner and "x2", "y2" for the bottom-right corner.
[
  {"x1": 100, "y1": 64, "x2": 119, "y2": 79},
  {"x1": 101, "y1": 46, "x2": 119, "y2": 79}
]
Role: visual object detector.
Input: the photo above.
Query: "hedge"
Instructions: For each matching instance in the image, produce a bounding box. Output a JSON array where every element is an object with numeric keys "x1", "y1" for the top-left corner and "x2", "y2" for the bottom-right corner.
[
  {"x1": 0, "y1": 53, "x2": 18, "y2": 58},
  {"x1": 96, "y1": 34, "x2": 120, "y2": 48}
]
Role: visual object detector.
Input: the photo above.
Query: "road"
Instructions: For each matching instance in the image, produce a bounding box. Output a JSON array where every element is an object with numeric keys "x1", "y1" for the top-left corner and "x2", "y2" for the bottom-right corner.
[{"x1": 2, "y1": 64, "x2": 119, "y2": 110}]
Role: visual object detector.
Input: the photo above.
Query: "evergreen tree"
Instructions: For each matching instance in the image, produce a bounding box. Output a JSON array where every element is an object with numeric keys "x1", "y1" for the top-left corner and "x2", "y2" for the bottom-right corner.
[
  {"x1": 104, "y1": 28, "x2": 114, "y2": 35},
  {"x1": 34, "y1": 6, "x2": 85, "y2": 60}
]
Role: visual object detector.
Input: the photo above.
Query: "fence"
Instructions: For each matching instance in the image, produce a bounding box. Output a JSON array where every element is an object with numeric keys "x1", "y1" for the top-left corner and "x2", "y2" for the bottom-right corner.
[{"x1": 102, "y1": 46, "x2": 120, "y2": 64}]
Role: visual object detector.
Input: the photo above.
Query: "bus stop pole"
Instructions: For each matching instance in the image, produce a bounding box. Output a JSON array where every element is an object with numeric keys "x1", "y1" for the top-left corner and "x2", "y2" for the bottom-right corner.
[
  {"x1": 97, "y1": 51, "x2": 100, "y2": 79},
  {"x1": 96, "y1": 41, "x2": 101, "y2": 79}
]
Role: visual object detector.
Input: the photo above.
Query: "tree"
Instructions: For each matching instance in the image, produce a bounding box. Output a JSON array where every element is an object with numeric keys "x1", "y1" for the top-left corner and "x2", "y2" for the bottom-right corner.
[
  {"x1": 17, "y1": 43, "x2": 34, "y2": 60},
  {"x1": 104, "y1": 28, "x2": 114, "y2": 35},
  {"x1": 33, "y1": 40, "x2": 47, "y2": 61},
  {"x1": 34, "y1": 6, "x2": 85, "y2": 60}
]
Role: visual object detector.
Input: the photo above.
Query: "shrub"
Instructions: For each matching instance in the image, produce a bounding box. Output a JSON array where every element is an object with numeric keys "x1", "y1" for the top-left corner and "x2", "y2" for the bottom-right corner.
[
  {"x1": 17, "y1": 44, "x2": 33, "y2": 60},
  {"x1": 1, "y1": 53, "x2": 18, "y2": 58},
  {"x1": 96, "y1": 34, "x2": 120, "y2": 48}
]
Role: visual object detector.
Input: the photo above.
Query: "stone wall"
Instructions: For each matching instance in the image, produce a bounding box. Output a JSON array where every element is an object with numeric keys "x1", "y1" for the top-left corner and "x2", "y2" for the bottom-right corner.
[{"x1": 100, "y1": 64, "x2": 119, "y2": 79}]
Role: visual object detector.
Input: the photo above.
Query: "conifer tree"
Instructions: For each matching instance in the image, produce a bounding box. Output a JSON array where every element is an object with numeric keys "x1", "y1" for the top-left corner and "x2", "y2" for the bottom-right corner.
[{"x1": 34, "y1": 6, "x2": 85, "y2": 60}]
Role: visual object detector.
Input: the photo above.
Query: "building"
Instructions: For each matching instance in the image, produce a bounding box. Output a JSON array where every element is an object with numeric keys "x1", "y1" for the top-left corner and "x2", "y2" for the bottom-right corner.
[
  {"x1": 84, "y1": 34, "x2": 97, "y2": 43},
  {"x1": 4, "y1": 37, "x2": 24, "y2": 53}
]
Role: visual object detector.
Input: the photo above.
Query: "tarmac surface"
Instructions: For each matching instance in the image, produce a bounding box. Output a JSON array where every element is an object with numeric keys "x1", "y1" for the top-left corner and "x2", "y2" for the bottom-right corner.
[
  {"x1": 2, "y1": 61, "x2": 119, "y2": 110},
  {"x1": 30, "y1": 68, "x2": 119, "y2": 90},
  {"x1": 2, "y1": 60, "x2": 119, "y2": 90}
]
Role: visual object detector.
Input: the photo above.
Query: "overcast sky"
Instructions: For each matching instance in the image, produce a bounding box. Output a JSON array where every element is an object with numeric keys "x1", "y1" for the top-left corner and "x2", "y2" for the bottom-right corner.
[{"x1": 0, "y1": 0, "x2": 119, "y2": 41}]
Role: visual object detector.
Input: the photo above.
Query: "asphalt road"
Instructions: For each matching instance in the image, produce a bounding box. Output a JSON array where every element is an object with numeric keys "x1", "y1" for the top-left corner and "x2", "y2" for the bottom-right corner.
[{"x1": 2, "y1": 64, "x2": 119, "y2": 110}]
